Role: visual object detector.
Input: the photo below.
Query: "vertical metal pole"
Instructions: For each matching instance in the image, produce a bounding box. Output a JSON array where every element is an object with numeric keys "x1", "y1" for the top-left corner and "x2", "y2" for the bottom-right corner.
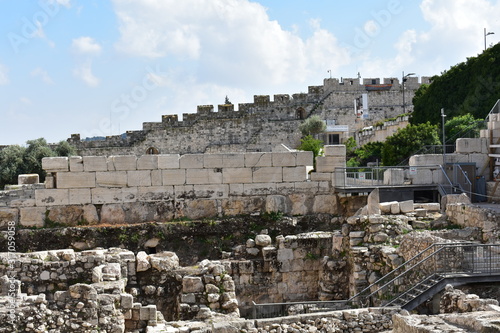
[
  {"x1": 441, "y1": 108, "x2": 446, "y2": 166},
  {"x1": 402, "y1": 71, "x2": 406, "y2": 113}
]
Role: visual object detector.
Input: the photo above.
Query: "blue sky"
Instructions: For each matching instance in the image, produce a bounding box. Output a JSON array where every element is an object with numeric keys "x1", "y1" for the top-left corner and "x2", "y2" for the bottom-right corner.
[{"x1": 1, "y1": 0, "x2": 499, "y2": 145}]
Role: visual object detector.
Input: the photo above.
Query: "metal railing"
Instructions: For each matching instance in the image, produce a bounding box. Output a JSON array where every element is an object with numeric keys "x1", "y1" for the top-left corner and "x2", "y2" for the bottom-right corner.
[
  {"x1": 334, "y1": 165, "x2": 447, "y2": 189},
  {"x1": 251, "y1": 243, "x2": 500, "y2": 318}
]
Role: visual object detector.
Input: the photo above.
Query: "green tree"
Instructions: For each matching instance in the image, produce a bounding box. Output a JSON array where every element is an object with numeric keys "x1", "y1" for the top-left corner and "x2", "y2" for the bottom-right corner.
[
  {"x1": 444, "y1": 114, "x2": 482, "y2": 142},
  {"x1": 0, "y1": 145, "x2": 26, "y2": 188},
  {"x1": 21, "y1": 138, "x2": 56, "y2": 180},
  {"x1": 348, "y1": 141, "x2": 384, "y2": 167},
  {"x1": 382, "y1": 122, "x2": 440, "y2": 166},
  {"x1": 297, "y1": 135, "x2": 323, "y2": 168},
  {"x1": 299, "y1": 115, "x2": 326, "y2": 136},
  {"x1": 54, "y1": 140, "x2": 76, "y2": 157}
]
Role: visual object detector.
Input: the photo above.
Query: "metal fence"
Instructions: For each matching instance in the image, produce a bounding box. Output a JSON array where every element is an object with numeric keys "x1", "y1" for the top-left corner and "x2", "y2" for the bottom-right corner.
[{"x1": 251, "y1": 243, "x2": 500, "y2": 319}]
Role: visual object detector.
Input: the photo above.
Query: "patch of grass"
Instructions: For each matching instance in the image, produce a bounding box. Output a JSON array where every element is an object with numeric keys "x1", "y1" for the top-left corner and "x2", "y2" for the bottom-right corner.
[
  {"x1": 262, "y1": 211, "x2": 283, "y2": 222},
  {"x1": 305, "y1": 252, "x2": 319, "y2": 260}
]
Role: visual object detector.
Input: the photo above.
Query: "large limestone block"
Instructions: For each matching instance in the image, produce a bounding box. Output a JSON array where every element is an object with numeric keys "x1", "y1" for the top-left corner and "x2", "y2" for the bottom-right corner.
[
  {"x1": 245, "y1": 152, "x2": 272, "y2": 167},
  {"x1": 223, "y1": 168, "x2": 252, "y2": 184},
  {"x1": 289, "y1": 193, "x2": 311, "y2": 215},
  {"x1": 184, "y1": 199, "x2": 217, "y2": 219},
  {"x1": 179, "y1": 154, "x2": 204, "y2": 169},
  {"x1": 276, "y1": 182, "x2": 295, "y2": 195},
  {"x1": 203, "y1": 154, "x2": 224, "y2": 168},
  {"x1": 255, "y1": 234, "x2": 272, "y2": 247},
  {"x1": 283, "y1": 166, "x2": 307, "y2": 182},
  {"x1": 383, "y1": 168, "x2": 404, "y2": 185},
  {"x1": 409, "y1": 154, "x2": 443, "y2": 166},
  {"x1": 193, "y1": 184, "x2": 229, "y2": 199},
  {"x1": 243, "y1": 183, "x2": 277, "y2": 196},
  {"x1": 186, "y1": 168, "x2": 222, "y2": 184},
  {"x1": 57, "y1": 172, "x2": 96, "y2": 189},
  {"x1": 310, "y1": 172, "x2": 331, "y2": 181},
  {"x1": 456, "y1": 138, "x2": 488, "y2": 154},
  {"x1": 83, "y1": 156, "x2": 108, "y2": 172},
  {"x1": 162, "y1": 169, "x2": 186, "y2": 185},
  {"x1": 137, "y1": 186, "x2": 174, "y2": 201},
  {"x1": 136, "y1": 251, "x2": 151, "y2": 272},
  {"x1": 323, "y1": 145, "x2": 346, "y2": 157},
  {"x1": 150, "y1": 251, "x2": 179, "y2": 271},
  {"x1": 294, "y1": 181, "x2": 319, "y2": 193},
  {"x1": 100, "y1": 204, "x2": 125, "y2": 224},
  {"x1": 158, "y1": 154, "x2": 180, "y2": 169},
  {"x1": 137, "y1": 155, "x2": 158, "y2": 170},
  {"x1": 108, "y1": 155, "x2": 137, "y2": 171},
  {"x1": 272, "y1": 153, "x2": 296, "y2": 167},
  {"x1": 69, "y1": 156, "x2": 84, "y2": 172},
  {"x1": 296, "y1": 151, "x2": 314, "y2": 166},
  {"x1": 367, "y1": 188, "x2": 381, "y2": 215},
  {"x1": 18, "y1": 174, "x2": 39, "y2": 185},
  {"x1": 91, "y1": 188, "x2": 123, "y2": 204},
  {"x1": 182, "y1": 276, "x2": 204, "y2": 293},
  {"x1": 223, "y1": 153, "x2": 245, "y2": 168},
  {"x1": 312, "y1": 195, "x2": 337, "y2": 214},
  {"x1": 122, "y1": 187, "x2": 138, "y2": 203},
  {"x1": 127, "y1": 170, "x2": 152, "y2": 187},
  {"x1": 151, "y1": 169, "x2": 162, "y2": 186},
  {"x1": 252, "y1": 167, "x2": 282, "y2": 183},
  {"x1": 35, "y1": 189, "x2": 69, "y2": 206},
  {"x1": 42, "y1": 157, "x2": 68, "y2": 172},
  {"x1": 0, "y1": 208, "x2": 19, "y2": 228},
  {"x1": 96, "y1": 171, "x2": 128, "y2": 187},
  {"x1": 410, "y1": 169, "x2": 432, "y2": 185},
  {"x1": 265, "y1": 195, "x2": 290, "y2": 214},
  {"x1": 315, "y1": 156, "x2": 346, "y2": 173},
  {"x1": 46, "y1": 205, "x2": 98, "y2": 226},
  {"x1": 20, "y1": 207, "x2": 46, "y2": 227}
]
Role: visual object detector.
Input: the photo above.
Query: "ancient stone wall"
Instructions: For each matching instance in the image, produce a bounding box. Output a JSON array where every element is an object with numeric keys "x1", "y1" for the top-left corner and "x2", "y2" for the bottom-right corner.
[
  {"x1": 68, "y1": 77, "x2": 427, "y2": 156},
  {"x1": 446, "y1": 203, "x2": 500, "y2": 242},
  {"x1": 0, "y1": 148, "x2": 348, "y2": 227}
]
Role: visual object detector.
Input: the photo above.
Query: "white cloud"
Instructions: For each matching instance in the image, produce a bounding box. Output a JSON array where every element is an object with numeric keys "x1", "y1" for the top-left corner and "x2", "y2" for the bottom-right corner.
[
  {"x1": 31, "y1": 67, "x2": 54, "y2": 84},
  {"x1": 0, "y1": 63, "x2": 8, "y2": 85},
  {"x1": 73, "y1": 61, "x2": 100, "y2": 87},
  {"x1": 111, "y1": 0, "x2": 350, "y2": 86},
  {"x1": 72, "y1": 37, "x2": 102, "y2": 55}
]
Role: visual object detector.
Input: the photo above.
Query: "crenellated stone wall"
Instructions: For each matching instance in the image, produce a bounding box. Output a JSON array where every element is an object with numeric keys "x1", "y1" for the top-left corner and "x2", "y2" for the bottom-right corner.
[{"x1": 0, "y1": 148, "x2": 348, "y2": 228}]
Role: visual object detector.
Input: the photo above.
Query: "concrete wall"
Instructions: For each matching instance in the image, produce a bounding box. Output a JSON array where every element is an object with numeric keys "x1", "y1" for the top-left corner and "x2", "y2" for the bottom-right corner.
[{"x1": 0, "y1": 148, "x2": 347, "y2": 227}]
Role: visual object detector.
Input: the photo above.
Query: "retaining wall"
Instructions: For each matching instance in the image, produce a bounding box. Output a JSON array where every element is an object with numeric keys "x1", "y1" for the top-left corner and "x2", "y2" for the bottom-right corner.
[{"x1": 0, "y1": 148, "x2": 347, "y2": 228}]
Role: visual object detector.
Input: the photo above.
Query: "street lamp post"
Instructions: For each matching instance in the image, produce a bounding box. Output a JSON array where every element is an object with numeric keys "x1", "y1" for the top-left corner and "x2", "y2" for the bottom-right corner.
[
  {"x1": 484, "y1": 28, "x2": 494, "y2": 50},
  {"x1": 441, "y1": 108, "x2": 446, "y2": 166},
  {"x1": 402, "y1": 71, "x2": 415, "y2": 113}
]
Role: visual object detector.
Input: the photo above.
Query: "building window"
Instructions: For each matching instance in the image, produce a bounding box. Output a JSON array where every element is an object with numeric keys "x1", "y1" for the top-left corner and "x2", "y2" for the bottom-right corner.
[{"x1": 328, "y1": 134, "x2": 340, "y2": 145}]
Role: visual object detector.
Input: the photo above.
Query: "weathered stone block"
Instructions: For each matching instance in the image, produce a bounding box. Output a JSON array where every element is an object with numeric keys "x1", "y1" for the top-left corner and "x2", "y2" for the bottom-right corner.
[
  {"x1": 391, "y1": 202, "x2": 400, "y2": 214},
  {"x1": 283, "y1": 166, "x2": 307, "y2": 182},
  {"x1": 384, "y1": 168, "x2": 404, "y2": 185},
  {"x1": 0, "y1": 208, "x2": 19, "y2": 227},
  {"x1": 186, "y1": 168, "x2": 222, "y2": 184},
  {"x1": 243, "y1": 183, "x2": 276, "y2": 196},
  {"x1": 122, "y1": 188, "x2": 138, "y2": 202},
  {"x1": 252, "y1": 167, "x2": 282, "y2": 183},
  {"x1": 157, "y1": 154, "x2": 180, "y2": 169},
  {"x1": 69, "y1": 156, "x2": 84, "y2": 172},
  {"x1": 456, "y1": 138, "x2": 487, "y2": 154},
  {"x1": 151, "y1": 169, "x2": 162, "y2": 186},
  {"x1": 310, "y1": 172, "x2": 331, "y2": 181},
  {"x1": 223, "y1": 154, "x2": 245, "y2": 168},
  {"x1": 203, "y1": 154, "x2": 224, "y2": 168},
  {"x1": 83, "y1": 156, "x2": 108, "y2": 172},
  {"x1": 323, "y1": 145, "x2": 346, "y2": 157},
  {"x1": 229, "y1": 183, "x2": 244, "y2": 195},
  {"x1": 312, "y1": 195, "x2": 337, "y2": 214},
  {"x1": 182, "y1": 276, "x2": 204, "y2": 293},
  {"x1": 315, "y1": 156, "x2": 346, "y2": 172},
  {"x1": 276, "y1": 182, "x2": 295, "y2": 195},
  {"x1": 42, "y1": 157, "x2": 68, "y2": 172},
  {"x1": 272, "y1": 153, "x2": 296, "y2": 167},
  {"x1": 193, "y1": 184, "x2": 229, "y2": 199},
  {"x1": 137, "y1": 155, "x2": 158, "y2": 170},
  {"x1": 35, "y1": 189, "x2": 69, "y2": 206},
  {"x1": 265, "y1": 195, "x2": 290, "y2": 213},
  {"x1": 137, "y1": 186, "x2": 174, "y2": 201},
  {"x1": 245, "y1": 152, "x2": 272, "y2": 167},
  {"x1": 399, "y1": 200, "x2": 414, "y2": 213},
  {"x1": 410, "y1": 169, "x2": 432, "y2": 185},
  {"x1": 91, "y1": 188, "x2": 123, "y2": 204},
  {"x1": 294, "y1": 181, "x2": 319, "y2": 193},
  {"x1": 223, "y1": 168, "x2": 252, "y2": 184},
  {"x1": 100, "y1": 204, "x2": 126, "y2": 224},
  {"x1": 69, "y1": 189, "x2": 92, "y2": 205},
  {"x1": 18, "y1": 174, "x2": 39, "y2": 185},
  {"x1": 296, "y1": 151, "x2": 313, "y2": 166},
  {"x1": 179, "y1": 154, "x2": 204, "y2": 169},
  {"x1": 96, "y1": 171, "x2": 128, "y2": 187},
  {"x1": 108, "y1": 155, "x2": 137, "y2": 171},
  {"x1": 184, "y1": 199, "x2": 217, "y2": 219},
  {"x1": 20, "y1": 207, "x2": 46, "y2": 228},
  {"x1": 57, "y1": 172, "x2": 96, "y2": 189},
  {"x1": 162, "y1": 169, "x2": 186, "y2": 185},
  {"x1": 127, "y1": 171, "x2": 152, "y2": 187}
]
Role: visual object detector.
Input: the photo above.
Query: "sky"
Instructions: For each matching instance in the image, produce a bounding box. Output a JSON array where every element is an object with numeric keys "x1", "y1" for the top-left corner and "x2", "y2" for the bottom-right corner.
[{"x1": 0, "y1": 0, "x2": 499, "y2": 145}]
